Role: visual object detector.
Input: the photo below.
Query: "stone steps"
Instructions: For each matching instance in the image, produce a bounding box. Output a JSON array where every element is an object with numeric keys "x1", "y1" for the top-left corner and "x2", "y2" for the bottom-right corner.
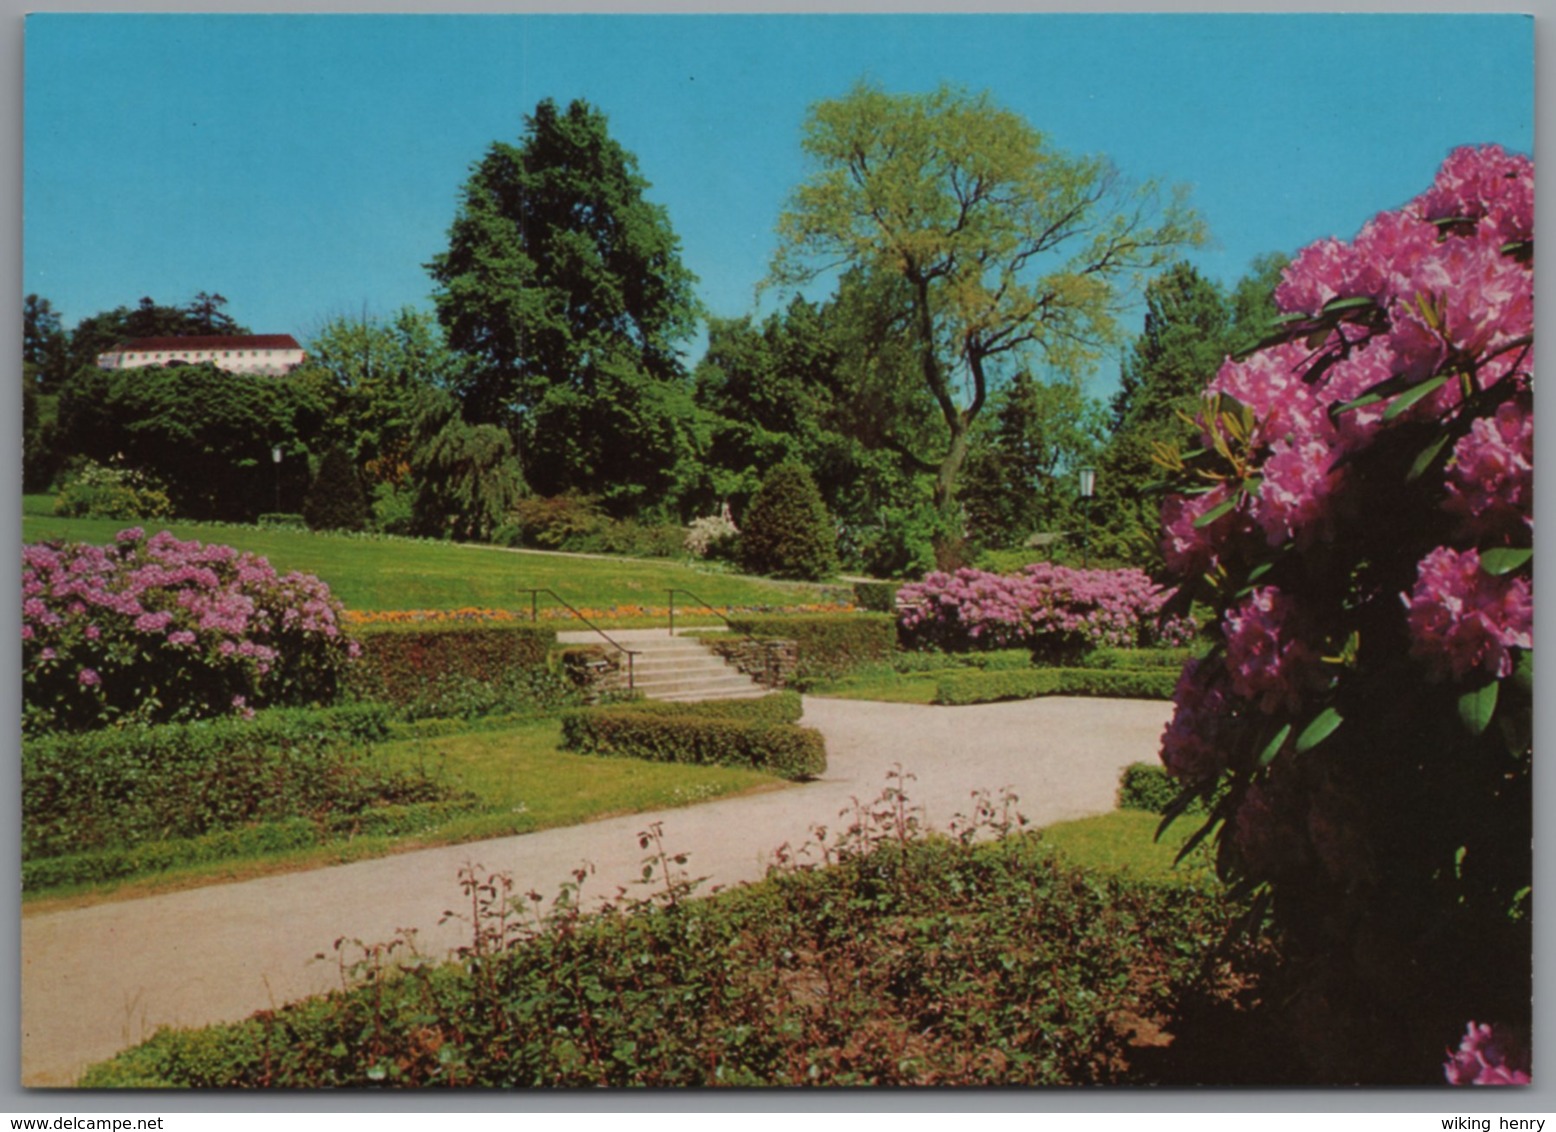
[{"x1": 584, "y1": 633, "x2": 771, "y2": 702}]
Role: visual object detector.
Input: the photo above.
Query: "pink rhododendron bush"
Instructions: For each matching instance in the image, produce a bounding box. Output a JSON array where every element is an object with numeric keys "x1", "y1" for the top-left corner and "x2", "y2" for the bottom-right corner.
[
  {"x1": 23, "y1": 527, "x2": 358, "y2": 735},
  {"x1": 1155, "y1": 146, "x2": 1532, "y2": 1085},
  {"x1": 896, "y1": 562, "x2": 1198, "y2": 661}
]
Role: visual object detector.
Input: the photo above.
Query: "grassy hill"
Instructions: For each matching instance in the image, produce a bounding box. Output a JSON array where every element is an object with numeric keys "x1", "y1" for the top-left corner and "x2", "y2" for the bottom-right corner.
[{"x1": 21, "y1": 496, "x2": 846, "y2": 619}]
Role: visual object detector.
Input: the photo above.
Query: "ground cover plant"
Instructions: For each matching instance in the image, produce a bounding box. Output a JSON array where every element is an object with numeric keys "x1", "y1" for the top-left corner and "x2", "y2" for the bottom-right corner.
[
  {"x1": 21, "y1": 704, "x2": 469, "y2": 893},
  {"x1": 23, "y1": 715, "x2": 783, "y2": 905},
  {"x1": 1154, "y1": 145, "x2": 1533, "y2": 1084},
  {"x1": 80, "y1": 779, "x2": 1264, "y2": 1088}
]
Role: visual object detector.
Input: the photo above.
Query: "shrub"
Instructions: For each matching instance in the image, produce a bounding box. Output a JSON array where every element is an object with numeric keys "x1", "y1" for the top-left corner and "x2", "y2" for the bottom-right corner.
[
  {"x1": 256, "y1": 512, "x2": 307, "y2": 530},
  {"x1": 898, "y1": 563, "x2": 1198, "y2": 660},
  {"x1": 302, "y1": 445, "x2": 370, "y2": 533},
  {"x1": 559, "y1": 695, "x2": 824, "y2": 779},
  {"x1": 346, "y1": 623, "x2": 558, "y2": 717},
  {"x1": 724, "y1": 614, "x2": 895, "y2": 683},
  {"x1": 737, "y1": 463, "x2": 838, "y2": 580},
  {"x1": 20, "y1": 703, "x2": 465, "y2": 883},
  {"x1": 1155, "y1": 146, "x2": 1532, "y2": 1082},
  {"x1": 932, "y1": 667, "x2": 1177, "y2": 706},
  {"x1": 22, "y1": 529, "x2": 357, "y2": 735},
  {"x1": 684, "y1": 510, "x2": 740, "y2": 560},
  {"x1": 850, "y1": 580, "x2": 901, "y2": 613},
  {"x1": 503, "y1": 494, "x2": 607, "y2": 549},
  {"x1": 1118, "y1": 762, "x2": 1190, "y2": 815},
  {"x1": 53, "y1": 460, "x2": 174, "y2": 521},
  {"x1": 79, "y1": 783, "x2": 1252, "y2": 1088}
]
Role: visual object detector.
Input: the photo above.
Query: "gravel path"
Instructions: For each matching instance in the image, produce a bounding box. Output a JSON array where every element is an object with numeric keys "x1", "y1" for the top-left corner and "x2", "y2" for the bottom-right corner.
[{"x1": 21, "y1": 695, "x2": 1171, "y2": 1087}]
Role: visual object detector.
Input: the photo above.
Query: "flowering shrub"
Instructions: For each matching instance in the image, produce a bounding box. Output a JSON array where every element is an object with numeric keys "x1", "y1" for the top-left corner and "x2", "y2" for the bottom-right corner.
[
  {"x1": 1444, "y1": 1022, "x2": 1531, "y2": 1086},
  {"x1": 683, "y1": 509, "x2": 740, "y2": 560},
  {"x1": 897, "y1": 563, "x2": 1197, "y2": 661},
  {"x1": 23, "y1": 528, "x2": 358, "y2": 734},
  {"x1": 54, "y1": 460, "x2": 174, "y2": 521},
  {"x1": 1154, "y1": 146, "x2": 1532, "y2": 1083}
]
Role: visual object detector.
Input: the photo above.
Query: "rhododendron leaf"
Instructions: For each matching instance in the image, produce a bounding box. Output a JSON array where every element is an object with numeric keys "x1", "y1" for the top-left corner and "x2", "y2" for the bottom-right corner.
[
  {"x1": 1457, "y1": 680, "x2": 1498, "y2": 737},
  {"x1": 1502, "y1": 239, "x2": 1533, "y2": 263},
  {"x1": 1173, "y1": 814, "x2": 1223, "y2": 865},
  {"x1": 1154, "y1": 787, "x2": 1202, "y2": 840},
  {"x1": 1382, "y1": 373, "x2": 1451, "y2": 421},
  {"x1": 1478, "y1": 548, "x2": 1531, "y2": 576},
  {"x1": 1406, "y1": 432, "x2": 1453, "y2": 483},
  {"x1": 1257, "y1": 724, "x2": 1292, "y2": 768},
  {"x1": 1513, "y1": 652, "x2": 1533, "y2": 694},
  {"x1": 1295, "y1": 707, "x2": 1343, "y2": 753},
  {"x1": 1192, "y1": 495, "x2": 1239, "y2": 529},
  {"x1": 1246, "y1": 561, "x2": 1275, "y2": 584},
  {"x1": 1320, "y1": 296, "x2": 1378, "y2": 317}
]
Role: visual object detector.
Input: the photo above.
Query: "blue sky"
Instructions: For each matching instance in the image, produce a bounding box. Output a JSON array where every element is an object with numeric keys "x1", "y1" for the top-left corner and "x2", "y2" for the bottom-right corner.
[{"x1": 24, "y1": 13, "x2": 1533, "y2": 393}]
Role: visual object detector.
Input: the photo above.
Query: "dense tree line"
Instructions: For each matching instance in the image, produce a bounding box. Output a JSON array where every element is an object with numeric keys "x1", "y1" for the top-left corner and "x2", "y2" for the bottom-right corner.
[{"x1": 25, "y1": 87, "x2": 1289, "y2": 578}]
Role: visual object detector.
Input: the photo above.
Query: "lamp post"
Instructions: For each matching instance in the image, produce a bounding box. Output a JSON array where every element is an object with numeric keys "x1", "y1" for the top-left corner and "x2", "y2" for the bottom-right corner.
[
  {"x1": 271, "y1": 445, "x2": 283, "y2": 513},
  {"x1": 1078, "y1": 466, "x2": 1096, "y2": 568}
]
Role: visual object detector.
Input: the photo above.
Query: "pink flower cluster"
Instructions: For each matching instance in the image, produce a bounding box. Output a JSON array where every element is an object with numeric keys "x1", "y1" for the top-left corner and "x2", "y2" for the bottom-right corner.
[
  {"x1": 1161, "y1": 145, "x2": 1532, "y2": 719},
  {"x1": 897, "y1": 562, "x2": 1196, "y2": 656},
  {"x1": 23, "y1": 528, "x2": 358, "y2": 733},
  {"x1": 1444, "y1": 1022, "x2": 1531, "y2": 1086}
]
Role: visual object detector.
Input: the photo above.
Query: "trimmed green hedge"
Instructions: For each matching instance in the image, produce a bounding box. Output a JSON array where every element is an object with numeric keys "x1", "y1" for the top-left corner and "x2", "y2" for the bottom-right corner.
[
  {"x1": 932, "y1": 667, "x2": 1178, "y2": 705},
  {"x1": 1117, "y1": 762, "x2": 1213, "y2": 820},
  {"x1": 346, "y1": 623, "x2": 559, "y2": 714},
  {"x1": 1084, "y1": 647, "x2": 1198, "y2": 672},
  {"x1": 601, "y1": 691, "x2": 805, "y2": 725},
  {"x1": 21, "y1": 704, "x2": 452, "y2": 866},
  {"x1": 560, "y1": 695, "x2": 824, "y2": 779},
  {"x1": 724, "y1": 614, "x2": 895, "y2": 682}
]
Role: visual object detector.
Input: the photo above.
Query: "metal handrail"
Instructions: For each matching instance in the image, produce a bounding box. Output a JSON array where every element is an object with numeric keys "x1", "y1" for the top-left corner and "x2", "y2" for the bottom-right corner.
[
  {"x1": 666, "y1": 587, "x2": 777, "y2": 689},
  {"x1": 520, "y1": 588, "x2": 640, "y2": 691}
]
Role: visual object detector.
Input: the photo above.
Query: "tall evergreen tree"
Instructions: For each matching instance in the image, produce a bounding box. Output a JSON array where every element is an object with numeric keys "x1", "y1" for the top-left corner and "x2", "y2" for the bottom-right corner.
[
  {"x1": 1092, "y1": 255, "x2": 1288, "y2": 567},
  {"x1": 427, "y1": 98, "x2": 701, "y2": 512}
]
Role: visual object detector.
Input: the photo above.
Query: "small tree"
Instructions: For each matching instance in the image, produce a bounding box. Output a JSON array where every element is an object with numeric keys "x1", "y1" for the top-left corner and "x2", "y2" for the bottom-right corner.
[
  {"x1": 738, "y1": 463, "x2": 838, "y2": 581},
  {"x1": 302, "y1": 445, "x2": 369, "y2": 533}
]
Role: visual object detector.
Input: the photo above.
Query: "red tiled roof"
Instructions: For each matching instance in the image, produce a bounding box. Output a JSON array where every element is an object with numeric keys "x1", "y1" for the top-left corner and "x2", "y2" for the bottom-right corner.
[{"x1": 115, "y1": 335, "x2": 302, "y2": 352}]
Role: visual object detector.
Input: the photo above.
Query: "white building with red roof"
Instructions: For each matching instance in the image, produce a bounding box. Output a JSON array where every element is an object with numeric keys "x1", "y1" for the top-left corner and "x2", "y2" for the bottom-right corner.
[{"x1": 96, "y1": 334, "x2": 306, "y2": 376}]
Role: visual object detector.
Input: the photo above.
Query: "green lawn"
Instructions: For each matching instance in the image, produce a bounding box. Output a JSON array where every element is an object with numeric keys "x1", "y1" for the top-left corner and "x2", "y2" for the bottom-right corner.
[
  {"x1": 24, "y1": 716, "x2": 783, "y2": 910},
  {"x1": 1039, "y1": 809, "x2": 1219, "y2": 887},
  {"x1": 21, "y1": 496, "x2": 845, "y2": 618}
]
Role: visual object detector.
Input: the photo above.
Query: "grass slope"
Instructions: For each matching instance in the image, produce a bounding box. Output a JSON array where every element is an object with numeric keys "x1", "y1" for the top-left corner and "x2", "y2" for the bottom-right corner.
[{"x1": 22, "y1": 496, "x2": 839, "y2": 617}]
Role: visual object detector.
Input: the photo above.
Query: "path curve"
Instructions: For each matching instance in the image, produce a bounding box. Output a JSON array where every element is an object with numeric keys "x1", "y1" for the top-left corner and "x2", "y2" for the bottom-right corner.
[{"x1": 21, "y1": 695, "x2": 1171, "y2": 1087}]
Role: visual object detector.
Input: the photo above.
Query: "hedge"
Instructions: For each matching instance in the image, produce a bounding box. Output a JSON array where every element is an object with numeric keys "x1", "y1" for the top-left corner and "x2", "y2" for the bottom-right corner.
[
  {"x1": 346, "y1": 623, "x2": 557, "y2": 710},
  {"x1": 932, "y1": 667, "x2": 1178, "y2": 706},
  {"x1": 22, "y1": 799, "x2": 476, "y2": 892},
  {"x1": 851, "y1": 581, "x2": 901, "y2": 614},
  {"x1": 723, "y1": 614, "x2": 895, "y2": 682},
  {"x1": 1082, "y1": 647, "x2": 1198, "y2": 671},
  {"x1": 600, "y1": 691, "x2": 805, "y2": 725},
  {"x1": 560, "y1": 696, "x2": 824, "y2": 780},
  {"x1": 21, "y1": 704, "x2": 453, "y2": 863}
]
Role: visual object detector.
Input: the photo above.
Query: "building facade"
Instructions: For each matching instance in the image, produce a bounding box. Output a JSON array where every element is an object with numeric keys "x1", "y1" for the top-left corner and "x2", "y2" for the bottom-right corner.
[{"x1": 96, "y1": 334, "x2": 306, "y2": 376}]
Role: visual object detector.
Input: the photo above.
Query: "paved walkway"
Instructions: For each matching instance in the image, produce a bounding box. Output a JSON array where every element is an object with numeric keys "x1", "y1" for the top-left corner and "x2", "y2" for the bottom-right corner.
[{"x1": 20, "y1": 695, "x2": 1172, "y2": 1087}]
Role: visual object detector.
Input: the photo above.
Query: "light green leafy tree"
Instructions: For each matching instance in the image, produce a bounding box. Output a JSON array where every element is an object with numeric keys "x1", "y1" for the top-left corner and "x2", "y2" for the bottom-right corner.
[{"x1": 769, "y1": 81, "x2": 1206, "y2": 548}]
